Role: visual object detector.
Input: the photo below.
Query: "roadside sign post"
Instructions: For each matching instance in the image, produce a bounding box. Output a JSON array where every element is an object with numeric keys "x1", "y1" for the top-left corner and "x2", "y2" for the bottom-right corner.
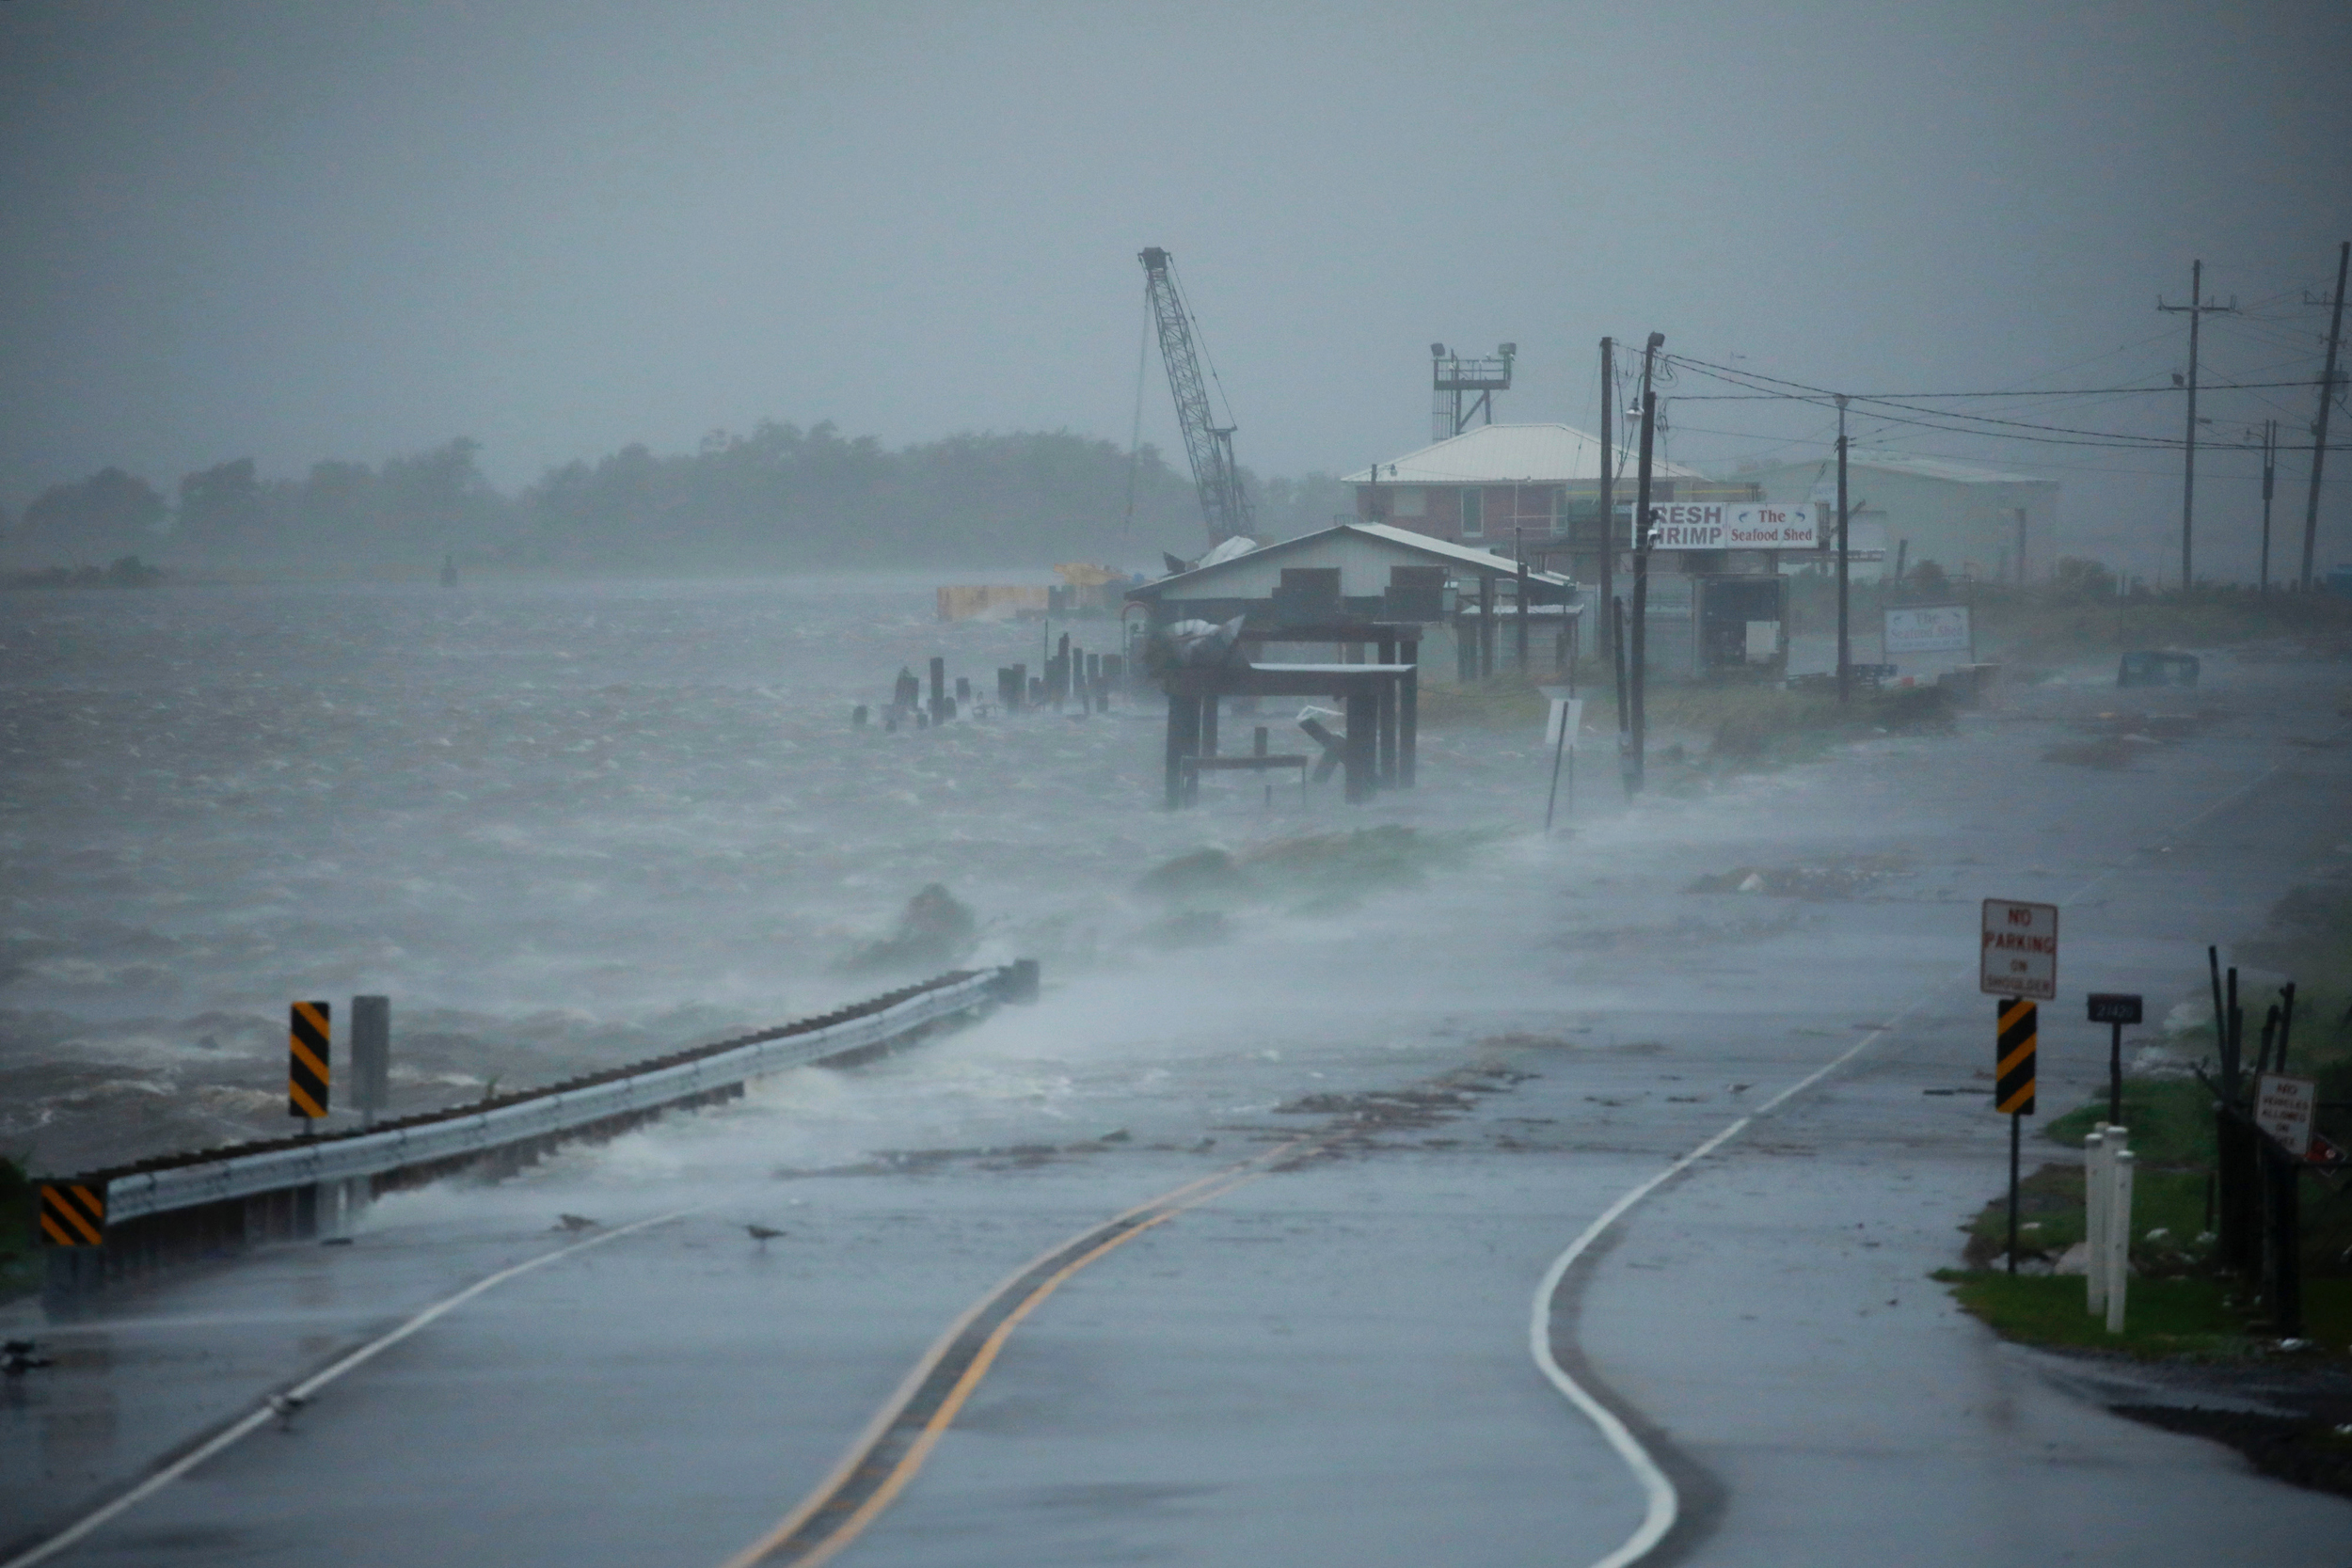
[
  {"x1": 1995, "y1": 998, "x2": 2039, "y2": 1275},
  {"x1": 2087, "y1": 993, "x2": 2143, "y2": 1125},
  {"x1": 290, "y1": 1000, "x2": 331, "y2": 1129},
  {"x1": 2254, "y1": 1072, "x2": 2317, "y2": 1158},
  {"x1": 1981, "y1": 901, "x2": 2056, "y2": 1276},
  {"x1": 1539, "y1": 689, "x2": 1581, "y2": 834},
  {"x1": 2253, "y1": 1071, "x2": 2315, "y2": 1337},
  {"x1": 1980, "y1": 899, "x2": 2058, "y2": 1000}
]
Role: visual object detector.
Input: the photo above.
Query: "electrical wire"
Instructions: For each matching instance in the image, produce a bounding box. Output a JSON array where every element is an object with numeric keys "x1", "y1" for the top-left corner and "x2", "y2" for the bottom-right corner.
[{"x1": 1661, "y1": 354, "x2": 2325, "y2": 451}]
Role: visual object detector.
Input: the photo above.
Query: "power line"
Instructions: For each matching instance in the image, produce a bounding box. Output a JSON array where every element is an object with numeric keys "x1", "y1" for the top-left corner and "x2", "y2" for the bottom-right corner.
[
  {"x1": 1666, "y1": 377, "x2": 2317, "y2": 399},
  {"x1": 1663, "y1": 353, "x2": 2325, "y2": 452}
]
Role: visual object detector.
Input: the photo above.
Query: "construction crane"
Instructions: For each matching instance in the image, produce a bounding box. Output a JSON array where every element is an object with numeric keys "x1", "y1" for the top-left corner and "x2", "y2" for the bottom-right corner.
[{"x1": 1139, "y1": 247, "x2": 1253, "y2": 546}]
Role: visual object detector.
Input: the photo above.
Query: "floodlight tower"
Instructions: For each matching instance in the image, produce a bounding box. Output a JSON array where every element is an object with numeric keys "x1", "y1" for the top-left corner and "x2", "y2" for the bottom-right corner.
[{"x1": 1431, "y1": 341, "x2": 1517, "y2": 442}]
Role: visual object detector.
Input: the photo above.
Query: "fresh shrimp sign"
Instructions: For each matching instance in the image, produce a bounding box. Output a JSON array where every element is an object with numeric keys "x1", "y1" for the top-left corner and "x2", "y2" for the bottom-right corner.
[
  {"x1": 1646, "y1": 503, "x2": 1818, "y2": 549},
  {"x1": 1980, "y1": 899, "x2": 2058, "y2": 1000}
]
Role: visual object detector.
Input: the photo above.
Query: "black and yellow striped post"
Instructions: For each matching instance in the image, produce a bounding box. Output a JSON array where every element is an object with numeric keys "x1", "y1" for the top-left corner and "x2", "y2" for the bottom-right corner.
[
  {"x1": 1996, "y1": 999, "x2": 2038, "y2": 1275},
  {"x1": 39, "y1": 1181, "x2": 106, "y2": 1248},
  {"x1": 290, "y1": 1000, "x2": 331, "y2": 1123}
]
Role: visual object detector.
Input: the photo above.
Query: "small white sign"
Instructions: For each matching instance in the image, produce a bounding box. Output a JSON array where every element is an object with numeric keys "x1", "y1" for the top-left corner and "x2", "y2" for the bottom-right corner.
[
  {"x1": 1543, "y1": 695, "x2": 1584, "y2": 748},
  {"x1": 1885, "y1": 604, "x2": 1973, "y2": 656},
  {"x1": 1980, "y1": 898, "x2": 2058, "y2": 999},
  {"x1": 1646, "y1": 502, "x2": 1818, "y2": 551},
  {"x1": 2254, "y1": 1073, "x2": 2317, "y2": 1155}
]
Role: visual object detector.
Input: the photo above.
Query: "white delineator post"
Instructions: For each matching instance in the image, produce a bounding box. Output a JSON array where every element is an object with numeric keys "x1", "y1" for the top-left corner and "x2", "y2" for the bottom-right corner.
[
  {"x1": 2106, "y1": 1148, "x2": 2136, "y2": 1334},
  {"x1": 2084, "y1": 1125, "x2": 2110, "y2": 1313}
]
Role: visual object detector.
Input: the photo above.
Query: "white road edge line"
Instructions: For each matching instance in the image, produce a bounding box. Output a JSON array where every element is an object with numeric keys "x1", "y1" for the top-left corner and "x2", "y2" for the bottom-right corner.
[
  {"x1": 2, "y1": 1209, "x2": 694, "y2": 1568},
  {"x1": 1527, "y1": 1014, "x2": 1908, "y2": 1568},
  {"x1": 1532, "y1": 711, "x2": 2350, "y2": 1568}
]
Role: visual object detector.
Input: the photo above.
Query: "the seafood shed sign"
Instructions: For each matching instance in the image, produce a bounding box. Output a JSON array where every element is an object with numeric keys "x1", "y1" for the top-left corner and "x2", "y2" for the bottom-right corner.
[
  {"x1": 1645, "y1": 502, "x2": 1818, "y2": 550},
  {"x1": 1980, "y1": 898, "x2": 2058, "y2": 1000}
]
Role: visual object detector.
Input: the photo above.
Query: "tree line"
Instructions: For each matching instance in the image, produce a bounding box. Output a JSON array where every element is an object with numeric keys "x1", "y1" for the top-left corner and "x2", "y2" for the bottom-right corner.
[{"x1": 0, "y1": 424, "x2": 1350, "y2": 573}]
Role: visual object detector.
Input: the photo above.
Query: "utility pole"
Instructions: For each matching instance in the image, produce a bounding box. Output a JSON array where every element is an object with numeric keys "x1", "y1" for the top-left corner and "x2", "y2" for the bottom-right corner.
[
  {"x1": 2257, "y1": 419, "x2": 2278, "y2": 593},
  {"x1": 2158, "y1": 260, "x2": 2236, "y2": 588},
  {"x1": 2302, "y1": 240, "x2": 2348, "y2": 591},
  {"x1": 1597, "y1": 338, "x2": 1618, "y2": 753},
  {"x1": 1835, "y1": 396, "x2": 1852, "y2": 705},
  {"x1": 1627, "y1": 332, "x2": 1663, "y2": 795}
]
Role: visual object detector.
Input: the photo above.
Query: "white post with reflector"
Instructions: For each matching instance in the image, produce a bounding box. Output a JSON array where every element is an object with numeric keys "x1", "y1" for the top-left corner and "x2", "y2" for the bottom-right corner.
[
  {"x1": 2084, "y1": 1125, "x2": 2109, "y2": 1313},
  {"x1": 2106, "y1": 1148, "x2": 2136, "y2": 1334}
]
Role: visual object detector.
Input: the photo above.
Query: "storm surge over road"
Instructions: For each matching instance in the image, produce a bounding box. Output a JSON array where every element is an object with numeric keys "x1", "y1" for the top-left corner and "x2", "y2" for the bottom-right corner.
[{"x1": 5, "y1": 578, "x2": 2349, "y2": 1566}]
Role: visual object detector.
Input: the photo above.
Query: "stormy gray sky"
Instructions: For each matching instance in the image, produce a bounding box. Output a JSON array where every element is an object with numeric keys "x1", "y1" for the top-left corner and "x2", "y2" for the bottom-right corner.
[{"x1": 2, "y1": 0, "x2": 2346, "y2": 577}]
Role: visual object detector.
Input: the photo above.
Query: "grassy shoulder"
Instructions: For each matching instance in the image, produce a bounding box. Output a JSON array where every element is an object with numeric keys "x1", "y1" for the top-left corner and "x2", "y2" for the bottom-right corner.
[
  {"x1": 1416, "y1": 673, "x2": 1955, "y2": 777},
  {"x1": 1934, "y1": 1271, "x2": 2352, "y2": 1362},
  {"x1": 1941, "y1": 879, "x2": 2352, "y2": 1364}
]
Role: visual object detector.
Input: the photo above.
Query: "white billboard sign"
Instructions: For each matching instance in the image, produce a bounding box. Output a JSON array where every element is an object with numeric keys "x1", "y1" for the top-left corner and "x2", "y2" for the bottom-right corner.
[
  {"x1": 1646, "y1": 502, "x2": 1818, "y2": 551},
  {"x1": 1980, "y1": 898, "x2": 2058, "y2": 999},
  {"x1": 1885, "y1": 604, "x2": 1973, "y2": 656}
]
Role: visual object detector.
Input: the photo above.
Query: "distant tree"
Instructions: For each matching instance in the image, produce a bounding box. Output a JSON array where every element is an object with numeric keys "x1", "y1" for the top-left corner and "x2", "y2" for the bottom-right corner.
[
  {"x1": 293, "y1": 459, "x2": 379, "y2": 551},
  {"x1": 2049, "y1": 556, "x2": 2117, "y2": 601},
  {"x1": 378, "y1": 437, "x2": 504, "y2": 555},
  {"x1": 176, "y1": 458, "x2": 273, "y2": 552},
  {"x1": 19, "y1": 467, "x2": 167, "y2": 561},
  {"x1": 1908, "y1": 560, "x2": 1951, "y2": 599}
]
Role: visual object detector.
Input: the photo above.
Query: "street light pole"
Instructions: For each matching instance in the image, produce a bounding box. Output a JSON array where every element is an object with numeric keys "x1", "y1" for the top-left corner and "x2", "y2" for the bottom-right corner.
[
  {"x1": 1628, "y1": 332, "x2": 1663, "y2": 794},
  {"x1": 1836, "y1": 394, "x2": 1851, "y2": 705},
  {"x1": 1598, "y1": 337, "x2": 1618, "y2": 756}
]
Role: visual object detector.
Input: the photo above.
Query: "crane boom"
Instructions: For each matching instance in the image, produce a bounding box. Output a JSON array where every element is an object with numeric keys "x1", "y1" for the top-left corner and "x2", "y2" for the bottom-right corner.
[{"x1": 1139, "y1": 246, "x2": 1252, "y2": 546}]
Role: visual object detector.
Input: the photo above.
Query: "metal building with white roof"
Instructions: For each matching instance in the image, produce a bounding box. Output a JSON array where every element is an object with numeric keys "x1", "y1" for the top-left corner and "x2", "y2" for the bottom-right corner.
[{"x1": 1731, "y1": 449, "x2": 2060, "y2": 584}]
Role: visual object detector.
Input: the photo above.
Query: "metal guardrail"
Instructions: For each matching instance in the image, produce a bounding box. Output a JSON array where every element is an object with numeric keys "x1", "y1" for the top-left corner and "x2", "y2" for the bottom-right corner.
[{"x1": 82, "y1": 967, "x2": 1013, "y2": 1227}]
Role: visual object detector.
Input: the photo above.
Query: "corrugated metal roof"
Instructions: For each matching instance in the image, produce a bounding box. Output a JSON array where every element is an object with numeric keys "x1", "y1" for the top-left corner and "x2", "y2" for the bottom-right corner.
[
  {"x1": 1341, "y1": 521, "x2": 1574, "y2": 579},
  {"x1": 1127, "y1": 521, "x2": 1571, "y2": 599},
  {"x1": 1343, "y1": 423, "x2": 1705, "y2": 485}
]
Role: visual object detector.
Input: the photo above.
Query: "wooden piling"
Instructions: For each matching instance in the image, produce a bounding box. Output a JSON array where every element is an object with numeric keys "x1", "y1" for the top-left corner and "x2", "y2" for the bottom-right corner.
[
  {"x1": 1343, "y1": 691, "x2": 1378, "y2": 802},
  {"x1": 1376, "y1": 635, "x2": 1398, "y2": 784},
  {"x1": 1479, "y1": 576, "x2": 1496, "y2": 680},
  {"x1": 1400, "y1": 640, "x2": 1419, "y2": 787},
  {"x1": 1165, "y1": 693, "x2": 1201, "y2": 809},
  {"x1": 1515, "y1": 561, "x2": 1531, "y2": 672}
]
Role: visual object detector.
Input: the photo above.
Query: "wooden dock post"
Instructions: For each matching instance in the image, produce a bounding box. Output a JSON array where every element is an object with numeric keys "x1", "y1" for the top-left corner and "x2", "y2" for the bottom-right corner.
[
  {"x1": 1343, "y1": 691, "x2": 1378, "y2": 802},
  {"x1": 1400, "y1": 640, "x2": 1419, "y2": 788},
  {"x1": 1164, "y1": 693, "x2": 1201, "y2": 809},
  {"x1": 928, "y1": 657, "x2": 946, "y2": 722},
  {"x1": 1479, "y1": 576, "x2": 1496, "y2": 680},
  {"x1": 1376, "y1": 634, "x2": 1398, "y2": 784},
  {"x1": 1515, "y1": 560, "x2": 1531, "y2": 672}
]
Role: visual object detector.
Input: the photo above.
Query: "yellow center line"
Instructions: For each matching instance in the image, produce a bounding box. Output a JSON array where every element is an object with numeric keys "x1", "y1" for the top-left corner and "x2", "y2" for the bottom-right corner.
[{"x1": 720, "y1": 1139, "x2": 1321, "y2": 1568}]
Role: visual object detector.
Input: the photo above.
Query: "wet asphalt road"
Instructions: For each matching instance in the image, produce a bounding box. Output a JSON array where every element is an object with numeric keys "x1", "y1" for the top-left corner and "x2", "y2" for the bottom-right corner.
[{"x1": 7, "y1": 654, "x2": 2352, "y2": 1567}]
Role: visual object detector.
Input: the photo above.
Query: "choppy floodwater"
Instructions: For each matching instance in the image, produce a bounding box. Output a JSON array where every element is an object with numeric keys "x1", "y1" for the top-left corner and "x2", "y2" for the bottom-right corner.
[{"x1": 1, "y1": 576, "x2": 1571, "y2": 1172}]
